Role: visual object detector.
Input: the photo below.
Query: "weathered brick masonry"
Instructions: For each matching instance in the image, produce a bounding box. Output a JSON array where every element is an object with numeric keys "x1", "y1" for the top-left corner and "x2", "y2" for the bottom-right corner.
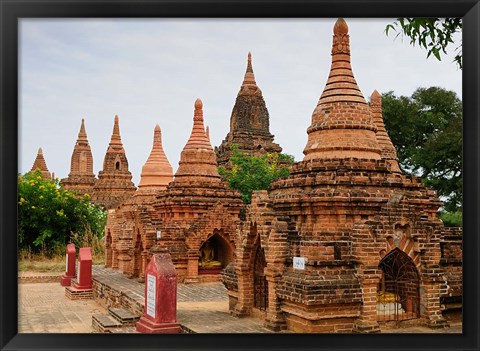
[
  {"x1": 223, "y1": 18, "x2": 462, "y2": 333},
  {"x1": 53, "y1": 17, "x2": 462, "y2": 333}
]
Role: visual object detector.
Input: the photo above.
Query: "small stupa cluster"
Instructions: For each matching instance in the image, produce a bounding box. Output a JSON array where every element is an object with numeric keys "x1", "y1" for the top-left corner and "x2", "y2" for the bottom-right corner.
[{"x1": 28, "y1": 18, "x2": 462, "y2": 333}]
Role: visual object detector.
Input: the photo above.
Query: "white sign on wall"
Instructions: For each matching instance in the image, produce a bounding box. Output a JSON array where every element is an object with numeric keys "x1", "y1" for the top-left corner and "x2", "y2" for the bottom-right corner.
[
  {"x1": 77, "y1": 261, "x2": 81, "y2": 282},
  {"x1": 146, "y1": 274, "x2": 156, "y2": 318},
  {"x1": 156, "y1": 230, "x2": 162, "y2": 239},
  {"x1": 66, "y1": 254, "x2": 69, "y2": 273},
  {"x1": 293, "y1": 257, "x2": 306, "y2": 270}
]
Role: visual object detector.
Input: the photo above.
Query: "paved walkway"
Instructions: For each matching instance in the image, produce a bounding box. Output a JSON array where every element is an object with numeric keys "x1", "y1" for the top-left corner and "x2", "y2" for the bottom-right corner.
[
  {"x1": 18, "y1": 267, "x2": 461, "y2": 334},
  {"x1": 18, "y1": 282, "x2": 107, "y2": 333}
]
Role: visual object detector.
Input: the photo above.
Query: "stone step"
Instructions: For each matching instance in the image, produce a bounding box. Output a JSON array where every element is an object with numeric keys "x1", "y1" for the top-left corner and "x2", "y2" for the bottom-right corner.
[
  {"x1": 108, "y1": 307, "x2": 141, "y2": 326},
  {"x1": 92, "y1": 314, "x2": 122, "y2": 333}
]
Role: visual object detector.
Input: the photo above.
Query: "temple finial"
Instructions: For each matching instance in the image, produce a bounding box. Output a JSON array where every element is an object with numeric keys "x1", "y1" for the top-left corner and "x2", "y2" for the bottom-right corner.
[
  {"x1": 109, "y1": 115, "x2": 123, "y2": 146},
  {"x1": 334, "y1": 18, "x2": 349, "y2": 35},
  {"x1": 154, "y1": 124, "x2": 162, "y2": 143},
  {"x1": 246, "y1": 52, "x2": 253, "y2": 73},
  {"x1": 78, "y1": 118, "x2": 88, "y2": 142},
  {"x1": 237, "y1": 52, "x2": 260, "y2": 98}
]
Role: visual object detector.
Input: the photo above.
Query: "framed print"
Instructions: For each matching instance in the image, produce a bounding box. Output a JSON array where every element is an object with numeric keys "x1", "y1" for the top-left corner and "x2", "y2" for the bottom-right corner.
[{"x1": 1, "y1": 0, "x2": 479, "y2": 350}]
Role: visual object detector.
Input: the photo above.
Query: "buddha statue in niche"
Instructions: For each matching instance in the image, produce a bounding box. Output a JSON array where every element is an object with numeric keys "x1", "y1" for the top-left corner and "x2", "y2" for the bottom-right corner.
[{"x1": 199, "y1": 240, "x2": 222, "y2": 268}]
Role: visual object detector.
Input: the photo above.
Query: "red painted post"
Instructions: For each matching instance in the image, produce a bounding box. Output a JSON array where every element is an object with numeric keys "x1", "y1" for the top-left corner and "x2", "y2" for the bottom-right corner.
[
  {"x1": 73, "y1": 247, "x2": 92, "y2": 290},
  {"x1": 136, "y1": 253, "x2": 181, "y2": 333},
  {"x1": 60, "y1": 243, "x2": 76, "y2": 286}
]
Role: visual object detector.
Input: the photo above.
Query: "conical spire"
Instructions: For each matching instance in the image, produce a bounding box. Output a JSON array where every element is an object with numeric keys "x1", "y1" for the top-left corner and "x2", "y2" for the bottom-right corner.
[
  {"x1": 238, "y1": 52, "x2": 261, "y2": 97},
  {"x1": 93, "y1": 114, "x2": 135, "y2": 209},
  {"x1": 183, "y1": 99, "x2": 213, "y2": 151},
  {"x1": 138, "y1": 124, "x2": 174, "y2": 189},
  {"x1": 303, "y1": 18, "x2": 381, "y2": 161},
  {"x1": 174, "y1": 99, "x2": 221, "y2": 185},
  {"x1": 318, "y1": 18, "x2": 366, "y2": 105},
  {"x1": 61, "y1": 119, "x2": 96, "y2": 196},
  {"x1": 30, "y1": 147, "x2": 51, "y2": 179},
  {"x1": 68, "y1": 118, "x2": 94, "y2": 175},
  {"x1": 370, "y1": 90, "x2": 401, "y2": 172},
  {"x1": 78, "y1": 118, "x2": 88, "y2": 143},
  {"x1": 109, "y1": 115, "x2": 123, "y2": 149}
]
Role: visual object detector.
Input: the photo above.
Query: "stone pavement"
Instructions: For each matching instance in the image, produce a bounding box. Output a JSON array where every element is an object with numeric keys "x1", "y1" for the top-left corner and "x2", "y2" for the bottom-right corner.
[
  {"x1": 18, "y1": 282, "x2": 107, "y2": 333},
  {"x1": 18, "y1": 267, "x2": 461, "y2": 334}
]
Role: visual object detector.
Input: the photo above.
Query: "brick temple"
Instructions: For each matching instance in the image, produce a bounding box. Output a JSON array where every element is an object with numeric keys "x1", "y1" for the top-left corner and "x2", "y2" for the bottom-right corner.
[
  {"x1": 104, "y1": 99, "x2": 243, "y2": 282},
  {"x1": 33, "y1": 17, "x2": 461, "y2": 333},
  {"x1": 221, "y1": 18, "x2": 461, "y2": 333}
]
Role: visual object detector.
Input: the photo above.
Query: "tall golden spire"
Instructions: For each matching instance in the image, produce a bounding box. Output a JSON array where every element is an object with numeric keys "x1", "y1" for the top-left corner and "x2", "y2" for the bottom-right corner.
[{"x1": 303, "y1": 18, "x2": 381, "y2": 161}]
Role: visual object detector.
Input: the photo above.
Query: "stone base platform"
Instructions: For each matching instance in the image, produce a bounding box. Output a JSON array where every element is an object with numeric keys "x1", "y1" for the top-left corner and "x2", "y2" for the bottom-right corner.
[
  {"x1": 91, "y1": 265, "x2": 273, "y2": 333},
  {"x1": 65, "y1": 286, "x2": 93, "y2": 300}
]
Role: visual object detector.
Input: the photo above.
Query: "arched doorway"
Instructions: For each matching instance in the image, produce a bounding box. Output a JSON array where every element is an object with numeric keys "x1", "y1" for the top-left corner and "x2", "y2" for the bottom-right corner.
[
  {"x1": 198, "y1": 233, "x2": 232, "y2": 275},
  {"x1": 377, "y1": 248, "x2": 420, "y2": 322},
  {"x1": 253, "y1": 243, "x2": 268, "y2": 311}
]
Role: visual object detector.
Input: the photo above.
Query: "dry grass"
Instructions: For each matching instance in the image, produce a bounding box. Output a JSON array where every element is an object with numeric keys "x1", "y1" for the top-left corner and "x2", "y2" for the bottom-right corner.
[{"x1": 18, "y1": 247, "x2": 105, "y2": 273}]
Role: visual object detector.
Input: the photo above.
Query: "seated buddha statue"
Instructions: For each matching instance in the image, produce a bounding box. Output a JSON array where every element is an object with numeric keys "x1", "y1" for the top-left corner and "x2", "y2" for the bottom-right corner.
[{"x1": 199, "y1": 241, "x2": 222, "y2": 268}]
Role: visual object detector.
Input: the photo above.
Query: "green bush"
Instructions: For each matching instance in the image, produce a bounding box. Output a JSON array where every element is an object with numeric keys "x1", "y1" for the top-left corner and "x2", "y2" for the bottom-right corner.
[
  {"x1": 218, "y1": 146, "x2": 294, "y2": 203},
  {"x1": 18, "y1": 170, "x2": 106, "y2": 256},
  {"x1": 438, "y1": 211, "x2": 462, "y2": 227}
]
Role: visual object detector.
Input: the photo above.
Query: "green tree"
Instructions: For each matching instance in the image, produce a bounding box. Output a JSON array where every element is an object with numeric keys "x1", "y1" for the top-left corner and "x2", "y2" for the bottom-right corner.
[
  {"x1": 381, "y1": 87, "x2": 462, "y2": 215},
  {"x1": 218, "y1": 146, "x2": 294, "y2": 203},
  {"x1": 386, "y1": 18, "x2": 462, "y2": 69},
  {"x1": 18, "y1": 170, "x2": 107, "y2": 255}
]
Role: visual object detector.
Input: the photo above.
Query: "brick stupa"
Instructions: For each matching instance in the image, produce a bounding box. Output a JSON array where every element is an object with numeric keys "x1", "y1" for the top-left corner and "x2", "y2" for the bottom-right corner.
[
  {"x1": 105, "y1": 100, "x2": 243, "y2": 282},
  {"x1": 173, "y1": 99, "x2": 223, "y2": 186},
  {"x1": 303, "y1": 18, "x2": 381, "y2": 161},
  {"x1": 91, "y1": 115, "x2": 136, "y2": 209},
  {"x1": 223, "y1": 18, "x2": 452, "y2": 333},
  {"x1": 137, "y1": 124, "x2": 173, "y2": 192},
  {"x1": 61, "y1": 119, "x2": 97, "y2": 196},
  {"x1": 30, "y1": 147, "x2": 52, "y2": 179},
  {"x1": 216, "y1": 52, "x2": 282, "y2": 167}
]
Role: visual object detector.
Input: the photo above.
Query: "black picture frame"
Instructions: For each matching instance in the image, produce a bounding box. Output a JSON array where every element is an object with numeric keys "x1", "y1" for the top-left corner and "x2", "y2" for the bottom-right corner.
[{"x1": 1, "y1": 1, "x2": 478, "y2": 350}]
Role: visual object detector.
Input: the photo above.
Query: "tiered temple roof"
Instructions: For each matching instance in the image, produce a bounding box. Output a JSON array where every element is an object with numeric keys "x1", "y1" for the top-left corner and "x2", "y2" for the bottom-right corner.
[
  {"x1": 216, "y1": 52, "x2": 282, "y2": 166},
  {"x1": 91, "y1": 115, "x2": 136, "y2": 209},
  {"x1": 30, "y1": 147, "x2": 51, "y2": 179},
  {"x1": 173, "y1": 99, "x2": 223, "y2": 187},
  {"x1": 61, "y1": 118, "x2": 96, "y2": 196},
  {"x1": 303, "y1": 18, "x2": 381, "y2": 161},
  {"x1": 137, "y1": 124, "x2": 173, "y2": 191}
]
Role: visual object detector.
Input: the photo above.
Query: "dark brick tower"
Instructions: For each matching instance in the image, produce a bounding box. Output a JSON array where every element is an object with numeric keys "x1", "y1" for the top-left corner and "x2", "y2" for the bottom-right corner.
[{"x1": 216, "y1": 52, "x2": 282, "y2": 167}]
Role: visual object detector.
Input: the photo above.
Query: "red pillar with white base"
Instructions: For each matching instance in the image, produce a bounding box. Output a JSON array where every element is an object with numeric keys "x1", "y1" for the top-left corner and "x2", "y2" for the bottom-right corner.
[
  {"x1": 73, "y1": 247, "x2": 92, "y2": 289},
  {"x1": 60, "y1": 243, "x2": 76, "y2": 286},
  {"x1": 136, "y1": 253, "x2": 181, "y2": 333}
]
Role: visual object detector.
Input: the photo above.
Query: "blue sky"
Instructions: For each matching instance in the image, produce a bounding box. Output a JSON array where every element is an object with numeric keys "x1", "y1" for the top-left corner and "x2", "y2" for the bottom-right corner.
[{"x1": 19, "y1": 18, "x2": 462, "y2": 185}]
